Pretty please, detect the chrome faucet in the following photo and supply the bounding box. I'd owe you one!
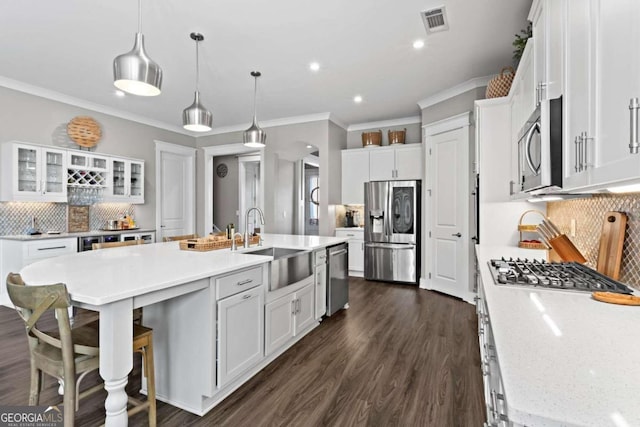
[244,207,265,248]
[230,232,243,251]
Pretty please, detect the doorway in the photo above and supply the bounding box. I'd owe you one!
[155,141,196,241]
[238,154,261,234]
[295,154,319,235]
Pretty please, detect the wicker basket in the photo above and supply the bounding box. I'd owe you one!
[518,209,548,250]
[362,130,382,147]
[179,235,260,252]
[388,128,406,145]
[486,67,515,99]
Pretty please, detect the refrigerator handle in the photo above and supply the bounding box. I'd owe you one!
[385,183,393,237]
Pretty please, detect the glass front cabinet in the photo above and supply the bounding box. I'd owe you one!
[105,157,144,203]
[0,143,67,202]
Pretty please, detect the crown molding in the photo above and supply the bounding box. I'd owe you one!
[417,75,492,110]
[422,111,471,136]
[328,113,348,130]
[0,76,191,135]
[347,116,422,132]
[203,112,339,136]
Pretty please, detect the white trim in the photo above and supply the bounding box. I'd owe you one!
[328,113,348,130]
[475,97,512,108]
[417,76,492,109]
[154,140,197,241]
[422,111,471,136]
[204,113,334,136]
[202,144,265,236]
[347,116,422,132]
[0,76,191,135]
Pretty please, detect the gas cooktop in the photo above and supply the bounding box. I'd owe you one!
[488,258,632,294]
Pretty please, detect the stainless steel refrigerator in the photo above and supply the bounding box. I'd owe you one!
[364,180,421,284]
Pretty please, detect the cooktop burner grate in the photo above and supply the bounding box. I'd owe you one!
[488,258,632,294]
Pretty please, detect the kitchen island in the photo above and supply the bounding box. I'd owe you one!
[20,233,348,426]
[476,245,640,427]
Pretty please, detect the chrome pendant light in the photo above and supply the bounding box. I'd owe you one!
[113,0,162,96]
[182,32,212,132]
[243,71,266,147]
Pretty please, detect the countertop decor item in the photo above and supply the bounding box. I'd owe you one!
[68,205,90,232]
[67,116,102,148]
[362,130,382,147]
[517,209,546,249]
[182,32,212,132]
[592,291,640,306]
[179,234,259,251]
[536,218,587,263]
[113,0,162,96]
[596,211,627,280]
[388,128,406,144]
[486,66,515,99]
[243,71,266,147]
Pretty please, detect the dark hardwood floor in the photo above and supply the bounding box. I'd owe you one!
[0,277,485,426]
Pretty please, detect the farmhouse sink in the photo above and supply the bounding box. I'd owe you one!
[245,246,313,291]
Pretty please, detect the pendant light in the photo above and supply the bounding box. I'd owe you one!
[243,71,267,147]
[113,0,162,96]
[182,32,213,132]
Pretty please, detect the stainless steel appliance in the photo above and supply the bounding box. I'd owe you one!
[326,243,348,316]
[488,258,632,293]
[518,96,563,193]
[78,234,120,252]
[364,180,420,284]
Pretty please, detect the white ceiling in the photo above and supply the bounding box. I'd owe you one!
[0,0,530,135]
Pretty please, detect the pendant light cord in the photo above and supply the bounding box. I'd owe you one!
[195,39,200,92]
[252,75,258,121]
[137,0,142,33]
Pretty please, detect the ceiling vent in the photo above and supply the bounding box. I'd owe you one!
[421,6,449,34]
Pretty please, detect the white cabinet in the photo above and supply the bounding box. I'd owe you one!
[265,281,315,355]
[217,287,264,388]
[0,142,67,202]
[341,145,424,204]
[335,229,364,276]
[369,145,423,181]
[589,0,640,188]
[341,150,369,204]
[0,237,78,306]
[106,157,144,203]
[530,0,563,103]
[67,151,109,172]
[314,249,327,320]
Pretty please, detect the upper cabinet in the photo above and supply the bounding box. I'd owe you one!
[0,142,67,202]
[530,0,563,103]
[0,141,145,204]
[341,144,424,204]
[562,0,640,190]
[106,157,144,203]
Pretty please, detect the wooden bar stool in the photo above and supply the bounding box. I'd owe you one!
[7,273,157,427]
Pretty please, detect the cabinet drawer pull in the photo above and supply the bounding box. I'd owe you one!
[630,97,639,154]
[242,294,251,300]
[37,246,67,251]
[236,279,253,286]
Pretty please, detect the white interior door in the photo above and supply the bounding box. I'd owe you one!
[426,126,473,302]
[155,141,196,241]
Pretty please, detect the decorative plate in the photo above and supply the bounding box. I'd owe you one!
[67,116,102,148]
[216,163,228,178]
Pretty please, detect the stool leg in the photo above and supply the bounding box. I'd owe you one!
[145,339,156,427]
[28,364,40,405]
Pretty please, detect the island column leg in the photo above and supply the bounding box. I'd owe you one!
[99,298,133,427]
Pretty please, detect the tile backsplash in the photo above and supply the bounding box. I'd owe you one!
[0,202,134,235]
[547,194,640,290]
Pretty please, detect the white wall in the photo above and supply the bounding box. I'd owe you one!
[0,86,196,229]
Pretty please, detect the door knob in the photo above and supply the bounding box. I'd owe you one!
[452,232,462,238]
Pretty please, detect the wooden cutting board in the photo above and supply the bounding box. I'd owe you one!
[596,211,627,280]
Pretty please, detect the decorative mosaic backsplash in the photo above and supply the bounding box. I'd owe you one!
[547,194,640,290]
[0,202,134,235]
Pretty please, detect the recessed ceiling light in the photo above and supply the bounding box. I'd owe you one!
[413,39,425,49]
[309,62,320,72]
[353,95,363,103]
[306,144,313,149]
[115,90,125,97]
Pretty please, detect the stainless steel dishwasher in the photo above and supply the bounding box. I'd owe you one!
[326,243,349,316]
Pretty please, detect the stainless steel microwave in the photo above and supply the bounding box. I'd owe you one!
[518,96,563,193]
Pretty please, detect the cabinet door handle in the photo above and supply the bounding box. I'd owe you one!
[630,98,639,154]
[574,136,580,172]
[296,298,301,314]
[291,300,296,315]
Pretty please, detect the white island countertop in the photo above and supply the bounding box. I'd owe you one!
[19,233,348,307]
[476,245,640,427]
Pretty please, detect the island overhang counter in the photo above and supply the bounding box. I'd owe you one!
[19,233,348,426]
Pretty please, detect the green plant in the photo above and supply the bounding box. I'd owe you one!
[513,23,532,62]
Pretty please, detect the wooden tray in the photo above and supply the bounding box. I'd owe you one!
[592,292,640,306]
[180,235,260,252]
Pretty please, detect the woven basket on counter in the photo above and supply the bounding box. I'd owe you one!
[179,234,260,251]
[486,67,515,99]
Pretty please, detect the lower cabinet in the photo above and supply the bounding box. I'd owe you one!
[265,282,315,355]
[217,287,264,388]
[335,229,364,276]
